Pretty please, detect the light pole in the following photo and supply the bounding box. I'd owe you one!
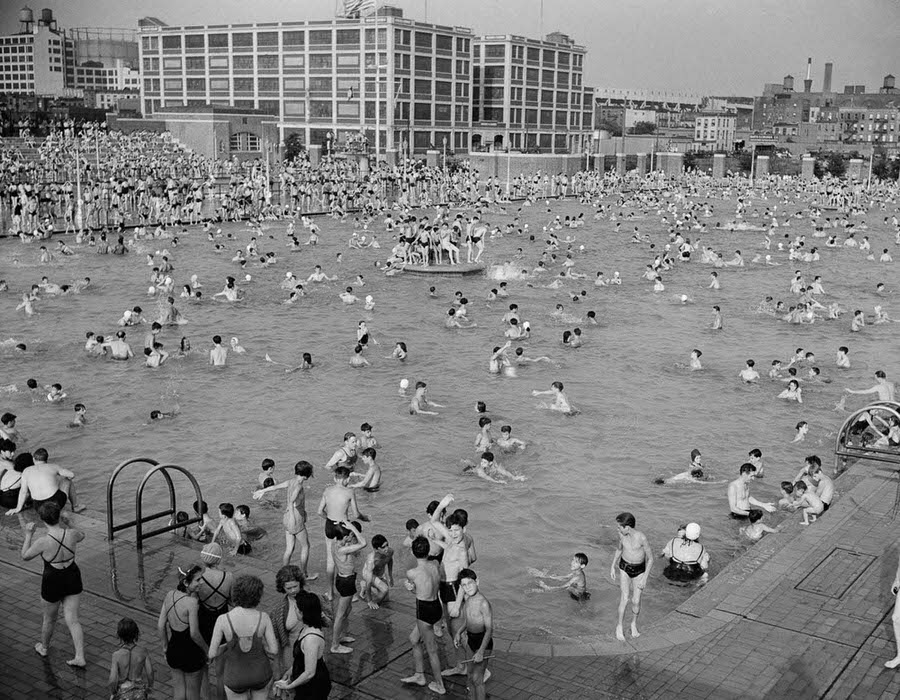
[74,140,83,230]
[326,131,333,160]
[442,136,447,170]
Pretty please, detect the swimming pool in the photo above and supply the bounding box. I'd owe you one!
[2,194,897,638]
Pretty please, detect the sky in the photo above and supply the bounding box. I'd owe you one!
[2,0,898,95]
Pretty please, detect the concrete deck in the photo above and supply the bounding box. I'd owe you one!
[3,457,900,699]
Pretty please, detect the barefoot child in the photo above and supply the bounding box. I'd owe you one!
[213,502,252,554]
[740,509,779,541]
[792,480,824,525]
[361,534,394,609]
[108,618,154,699]
[536,553,590,601]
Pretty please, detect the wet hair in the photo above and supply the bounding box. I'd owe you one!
[177,564,204,592]
[26,379,38,389]
[805,455,822,468]
[262,477,275,488]
[405,518,420,531]
[1,412,16,425]
[746,359,755,367]
[231,574,265,608]
[452,509,469,528]
[33,447,48,461]
[574,552,589,566]
[175,511,189,525]
[334,466,351,480]
[298,590,327,628]
[478,416,492,428]
[615,512,636,528]
[748,448,762,459]
[458,568,477,584]
[739,463,757,476]
[372,534,388,549]
[236,505,250,518]
[551,381,564,391]
[116,617,140,645]
[38,500,62,526]
[360,422,372,432]
[411,535,430,559]
[219,502,235,518]
[476,401,487,413]
[794,480,808,493]
[481,450,494,463]
[780,481,794,494]
[748,510,763,524]
[275,565,305,593]
[261,458,275,470]
[294,460,313,477]
[212,335,222,344]
[361,447,376,460]
[192,500,207,514]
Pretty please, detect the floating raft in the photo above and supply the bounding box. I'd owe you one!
[403,263,486,276]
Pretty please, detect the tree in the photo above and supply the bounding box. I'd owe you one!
[597,119,622,137]
[628,121,656,135]
[826,152,845,178]
[283,133,305,162]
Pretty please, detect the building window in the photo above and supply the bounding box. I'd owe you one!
[230,132,260,151]
[435,104,451,121]
[283,55,305,69]
[484,44,505,59]
[484,66,504,81]
[258,55,278,70]
[309,30,332,46]
[234,56,254,71]
[185,34,204,49]
[141,36,159,51]
[310,100,332,118]
[284,100,306,116]
[163,57,182,70]
[414,103,432,120]
[309,77,332,92]
[186,78,205,91]
[337,102,359,117]
[455,59,469,75]
[232,33,253,48]
[396,29,410,46]
[209,56,229,69]
[415,32,433,50]
[258,77,279,93]
[234,78,254,92]
[163,78,183,92]
[435,35,452,51]
[284,77,306,91]
[435,57,451,75]
[337,54,360,67]
[309,54,332,70]
[283,30,304,47]
[257,31,278,47]
[435,81,451,97]
[161,35,182,50]
[336,29,359,46]
[415,55,431,72]
[186,56,205,71]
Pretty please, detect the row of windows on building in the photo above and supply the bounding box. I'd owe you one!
[476,87,583,106]
[142,53,469,74]
[144,76,469,95]
[142,29,470,53]
[476,65,583,88]
[476,44,582,69]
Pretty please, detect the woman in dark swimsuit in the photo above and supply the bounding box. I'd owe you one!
[275,593,332,699]
[20,500,86,665]
[196,543,233,699]
[0,438,23,508]
[157,564,208,700]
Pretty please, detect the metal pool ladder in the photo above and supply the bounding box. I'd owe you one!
[106,457,204,549]
[834,401,900,475]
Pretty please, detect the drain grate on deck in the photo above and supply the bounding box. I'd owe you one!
[794,547,876,599]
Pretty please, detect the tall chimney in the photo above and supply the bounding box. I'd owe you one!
[803,57,812,92]
[823,62,833,93]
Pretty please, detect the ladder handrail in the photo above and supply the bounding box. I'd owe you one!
[135,463,204,550]
[106,457,161,540]
[834,401,900,473]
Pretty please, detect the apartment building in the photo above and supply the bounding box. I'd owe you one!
[694,113,735,151]
[138,9,475,155]
[471,31,593,154]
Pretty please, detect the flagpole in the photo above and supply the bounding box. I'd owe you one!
[539,0,544,38]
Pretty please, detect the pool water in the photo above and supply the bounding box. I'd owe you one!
[2,196,897,639]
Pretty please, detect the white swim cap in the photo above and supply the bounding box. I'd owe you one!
[579,245,585,250]
[681,295,688,302]
[366,295,373,303]
[231,337,239,344]
[245,274,252,281]
[400,378,409,389]
[123,310,132,318]
[685,523,701,541]
[285,272,292,278]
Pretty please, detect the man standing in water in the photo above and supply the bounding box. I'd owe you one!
[845,370,896,403]
[610,512,653,641]
[317,467,365,599]
[728,463,776,519]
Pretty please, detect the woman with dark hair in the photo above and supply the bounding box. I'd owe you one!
[275,593,332,699]
[273,565,306,672]
[157,564,208,700]
[0,440,24,508]
[20,500,86,666]
[208,574,278,700]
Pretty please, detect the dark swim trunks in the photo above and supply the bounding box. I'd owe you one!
[363,485,380,493]
[466,628,494,654]
[618,558,646,579]
[415,598,443,625]
[439,580,459,604]
[569,590,591,602]
[822,502,830,512]
[729,508,762,521]
[325,518,343,539]
[32,489,67,511]
[335,573,357,598]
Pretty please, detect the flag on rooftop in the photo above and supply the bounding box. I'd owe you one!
[342,0,376,18]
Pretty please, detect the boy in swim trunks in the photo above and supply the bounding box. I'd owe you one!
[330,520,367,654]
[213,503,251,555]
[401,536,446,695]
[360,534,394,609]
[610,512,653,641]
[348,448,381,491]
[318,467,365,599]
[536,552,590,601]
[451,569,493,700]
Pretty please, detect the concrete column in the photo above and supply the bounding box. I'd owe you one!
[385,148,397,168]
[848,158,863,181]
[426,149,440,169]
[755,155,769,178]
[359,155,370,176]
[615,153,626,176]
[308,144,322,167]
[635,153,648,175]
[801,156,815,180]
[655,152,668,173]
[712,153,726,179]
[667,152,684,177]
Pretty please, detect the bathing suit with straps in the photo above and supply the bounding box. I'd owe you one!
[164,593,207,673]
[664,542,706,582]
[112,646,151,700]
[291,629,331,700]
[198,571,231,644]
[0,467,21,508]
[40,530,82,603]
[222,613,272,694]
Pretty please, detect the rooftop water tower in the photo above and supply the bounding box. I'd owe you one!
[783,75,794,92]
[38,7,57,30]
[18,6,34,33]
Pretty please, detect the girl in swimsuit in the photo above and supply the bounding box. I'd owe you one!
[157,565,208,700]
[108,618,154,700]
[274,593,332,699]
[21,500,86,666]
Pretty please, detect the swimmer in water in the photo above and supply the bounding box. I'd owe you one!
[495,425,526,452]
[793,421,809,443]
[534,553,589,600]
[739,359,760,383]
[461,451,525,484]
[230,337,246,354]
[409,381,444,415]
[836,346,850,369]
[387,342,408,361]
[711,306,723,330]
[150,409,178,421]
[514,347,552,365]
[532,381,574,414]
[778,379,803,403]
[69,403,87,428]
[654,449,713,484]
[350,344,370,368]
[690,349,703,371]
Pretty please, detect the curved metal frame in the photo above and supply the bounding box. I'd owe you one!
[106,457,161,540]
[135,463,204,550]
[834,401,900,473]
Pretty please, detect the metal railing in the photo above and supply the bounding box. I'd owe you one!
[834,401,900,474]
[106,456,204,550]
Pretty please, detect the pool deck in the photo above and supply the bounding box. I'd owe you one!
[3,457,900,699]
